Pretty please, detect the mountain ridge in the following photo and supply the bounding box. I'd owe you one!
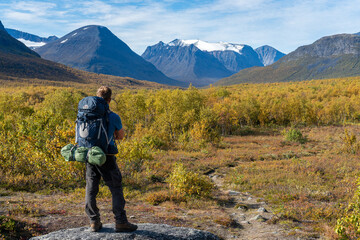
[142,39,269,87]
[0,21,40,58]
[216,33,360,86]
[36,25,184,86]
[0,21,166,89]
[6,28,58,47]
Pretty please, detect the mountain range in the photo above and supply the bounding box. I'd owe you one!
[0,20,82,82]
[216,33,360,86]
[6,28,58,49]
[35,25,183,86]
[0,21,165,89]
[142,39,284,87]
[2,19,360,88]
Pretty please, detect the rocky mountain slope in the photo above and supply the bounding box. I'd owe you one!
[0,21,166,89]
[255,45,285,66]
[6,28,58,49]
[35,25,183,86]
[216,33,360,86]
[142,39,266,87]
[142,40,234,86]
[0,20,82,82]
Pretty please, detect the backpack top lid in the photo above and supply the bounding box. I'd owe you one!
[77,96,109,120]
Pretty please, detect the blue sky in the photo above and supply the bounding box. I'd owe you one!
[1,0,360,54]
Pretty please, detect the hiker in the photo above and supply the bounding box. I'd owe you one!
[83,86,137,232]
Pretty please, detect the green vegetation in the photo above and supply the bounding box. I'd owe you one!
[282,128,308,144]
[336,178,360,239]
[0,215,43,240]
[341,129,360,154]
[167,163,214,198]
[3,76,360,238]
[216,55,360,86]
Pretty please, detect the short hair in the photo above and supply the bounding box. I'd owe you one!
[96,86,112,102]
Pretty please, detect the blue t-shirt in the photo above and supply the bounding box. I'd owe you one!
[107,111,122,154]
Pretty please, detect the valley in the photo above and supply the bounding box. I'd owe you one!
[1,16,360,240]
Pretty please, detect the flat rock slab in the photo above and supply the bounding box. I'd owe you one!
[30,223,220,240]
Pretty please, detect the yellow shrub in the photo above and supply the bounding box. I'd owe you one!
[145,190,170,205]
[167,163,214,197]
[336,178,360,239]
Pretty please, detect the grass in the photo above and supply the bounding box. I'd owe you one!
[222,126,360,237]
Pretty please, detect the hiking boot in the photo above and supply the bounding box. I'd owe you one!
[115,222,138,232]
[90,220,102,232]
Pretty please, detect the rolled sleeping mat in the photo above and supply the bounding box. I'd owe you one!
[60,144,76,161]
[87,146,106,166]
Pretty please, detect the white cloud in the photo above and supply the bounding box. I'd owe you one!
[80,0,113,15]
[11,1,56,14]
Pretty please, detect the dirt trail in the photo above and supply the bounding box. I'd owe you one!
[209,172,301,240]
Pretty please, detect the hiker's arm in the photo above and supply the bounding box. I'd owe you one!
[114,128,125,140]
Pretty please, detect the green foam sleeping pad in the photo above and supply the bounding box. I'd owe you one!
[74,147,88,163]
[60,144,76,161]
[61,145,106,166]
[87,146,106,166]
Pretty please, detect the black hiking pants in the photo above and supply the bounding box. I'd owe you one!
[85,155,128,224]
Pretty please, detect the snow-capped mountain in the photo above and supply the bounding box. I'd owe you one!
[142,39,264,86]
[35,25,182,86]
[169,39,246,53]
[5,28,58,49]
[255,45,285,66]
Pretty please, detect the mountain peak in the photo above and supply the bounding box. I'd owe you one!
[80,25,105,31]
[255,45,285,66]
[167,39,246,53]
[35,25,182,86]
[0,21,4,31]
[142,39,263,86]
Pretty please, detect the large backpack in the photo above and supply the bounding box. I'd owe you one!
[75,96,111,154]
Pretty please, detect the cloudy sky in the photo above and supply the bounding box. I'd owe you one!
[1,0,360,54]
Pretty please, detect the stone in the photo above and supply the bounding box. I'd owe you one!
[228,190,240,196]
[250,215,267,222]
[29,223,220,240]
[257,207,268,213]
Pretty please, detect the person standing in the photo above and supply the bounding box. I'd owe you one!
[85,86,137,232]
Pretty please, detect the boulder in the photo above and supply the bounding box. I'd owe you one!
[30,223,220,240]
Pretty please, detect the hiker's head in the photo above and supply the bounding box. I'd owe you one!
[97,86,112,103]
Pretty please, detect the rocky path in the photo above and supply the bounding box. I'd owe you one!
[209,173,299,240]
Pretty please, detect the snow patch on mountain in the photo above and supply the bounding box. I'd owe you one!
[60,39,68,44]
[168,39,245,53]
[17,38,46,48]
